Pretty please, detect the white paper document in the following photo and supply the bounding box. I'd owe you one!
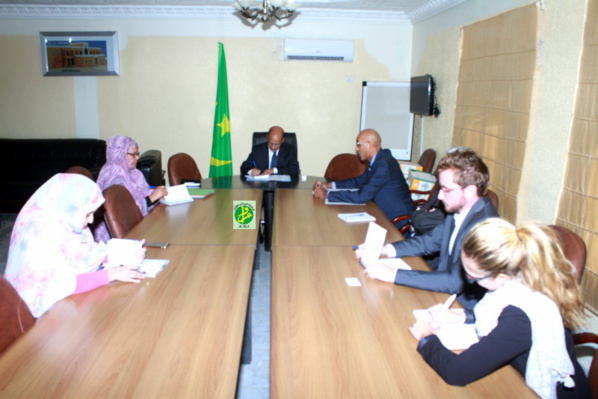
[337,212,376,224]
[359,222,387,267]
[138,259,169,278]
[160,184,193,206]
[246,174,291,182]
[106,238,143,267]
[412,309,479,350]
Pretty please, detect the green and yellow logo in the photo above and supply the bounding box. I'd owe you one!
[233,201,256,229]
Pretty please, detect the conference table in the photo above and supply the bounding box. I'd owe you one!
[270,189,536,398]
[0,178,535,398]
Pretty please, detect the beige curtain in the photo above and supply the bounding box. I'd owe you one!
[557,0,598,312]
[452,4,538,221]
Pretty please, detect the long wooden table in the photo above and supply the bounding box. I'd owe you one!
[270,189,536,398]
[126,188,263,246]
[0,245,255,398]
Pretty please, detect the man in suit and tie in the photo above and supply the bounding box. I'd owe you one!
[240,126,300,176]
[313,129,414,229]
[360,147,499,315]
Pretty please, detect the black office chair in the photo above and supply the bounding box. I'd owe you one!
[252,132,297,150]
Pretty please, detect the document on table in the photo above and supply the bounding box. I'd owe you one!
[359,222,387,267]
[138,259,169,278]
[160,184,193,205]
[337,212,376,223]
[105,238,143,267]
[412,309,479,350]
[187,188,214,199]
[246,174,291,182]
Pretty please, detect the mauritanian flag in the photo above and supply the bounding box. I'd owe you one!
[209,43,232,178]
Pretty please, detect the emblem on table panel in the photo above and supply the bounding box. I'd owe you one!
[233,200,257,230]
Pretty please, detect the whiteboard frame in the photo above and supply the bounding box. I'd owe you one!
[360,81,414,161]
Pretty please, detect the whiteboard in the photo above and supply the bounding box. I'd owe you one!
[360,81,414,161]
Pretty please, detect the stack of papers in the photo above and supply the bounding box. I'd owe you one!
[160,184,193,206]
[246,174,291,182]
[337,212,376,223]
[187,188,214,199]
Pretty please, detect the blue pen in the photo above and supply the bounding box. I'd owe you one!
[148,186,156,189]
[252,160,257,168]
[352,246,359,250]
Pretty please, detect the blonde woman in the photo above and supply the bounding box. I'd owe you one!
[410,218,591,399]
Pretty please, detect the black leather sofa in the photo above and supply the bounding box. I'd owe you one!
[0,138,162,213]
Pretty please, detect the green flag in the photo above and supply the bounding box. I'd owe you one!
[209,43,232,178]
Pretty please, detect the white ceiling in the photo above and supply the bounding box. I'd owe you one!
[0,0,467,23]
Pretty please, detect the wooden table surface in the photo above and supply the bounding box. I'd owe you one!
[0,245,255,399]
[270,246,536,398]
[125,188,262,246]
[272,189,404,247]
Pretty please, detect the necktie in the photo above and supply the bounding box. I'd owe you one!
[271,151,278,169]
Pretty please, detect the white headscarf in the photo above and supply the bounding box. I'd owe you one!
[5,173,108,317]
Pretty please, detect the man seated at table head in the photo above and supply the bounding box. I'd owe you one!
[240,126,300,176]
[313,128,415,230]
[360,147,499,315]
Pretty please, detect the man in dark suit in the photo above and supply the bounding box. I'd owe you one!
[240,126,300,176]
[313,129,415,229]
[361,147,498,314]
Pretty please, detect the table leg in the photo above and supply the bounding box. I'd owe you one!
[263,191,274,251]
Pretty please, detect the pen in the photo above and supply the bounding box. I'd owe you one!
[252,160,257,168]
[352,245,359,250]
[443,293,457,309]
[148,186,156,189]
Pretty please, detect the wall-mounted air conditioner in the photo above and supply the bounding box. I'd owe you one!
[284,39,354,62]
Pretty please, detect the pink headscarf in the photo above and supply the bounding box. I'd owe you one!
[5,173,108,317]
[93,136,154,242]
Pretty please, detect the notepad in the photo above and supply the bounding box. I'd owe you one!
[187,188,214,199]
[106,238,143,267]
[338,212,376,223]
[160,184,193,205]
[359,222,387,267]
[138,259,169,278]
[412,309,479,350]
[246,175,291,182]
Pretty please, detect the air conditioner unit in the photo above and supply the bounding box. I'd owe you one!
[284,39,354,62]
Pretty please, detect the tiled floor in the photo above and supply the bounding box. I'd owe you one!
[0,213,271,398]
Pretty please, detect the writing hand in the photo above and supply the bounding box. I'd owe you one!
[107,265,145,283]
[363,263,397,283]
[408,320,440,341]
[250,168,261,176]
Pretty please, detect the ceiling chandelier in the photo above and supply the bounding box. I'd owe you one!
[233,0,300,24]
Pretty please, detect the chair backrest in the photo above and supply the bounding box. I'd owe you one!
[168,153,202,186]
[324,153,366,181]
[417,148,437,173]
[103,185,144,239]
[572,332,598,399]
[486,189,499,211]
[252,132,297,149]
[0,276,35,355]
[65,165,94,180]
[549,224,586,282]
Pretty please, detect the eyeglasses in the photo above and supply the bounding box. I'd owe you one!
[127,152,140,157]
[466,273,493,284]
[356,141,370,147]
[440,185,462,194]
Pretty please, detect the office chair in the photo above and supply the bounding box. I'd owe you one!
[103,184,143,239]
[65,165,94,180]
[324,153,366,181]
[549,224,586,282]
[168,153,202,186]
[0,276,36,355]
[486,189,499,211]
[417,148,437,173]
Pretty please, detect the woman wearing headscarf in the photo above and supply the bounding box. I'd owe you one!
[4,173,145,318]
[93,135,167,242]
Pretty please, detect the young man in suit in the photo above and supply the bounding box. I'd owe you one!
[312,128,415,229]
[240,126,300,176]
[360,147,499,314]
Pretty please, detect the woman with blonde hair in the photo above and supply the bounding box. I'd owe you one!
[410,218,591,398]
